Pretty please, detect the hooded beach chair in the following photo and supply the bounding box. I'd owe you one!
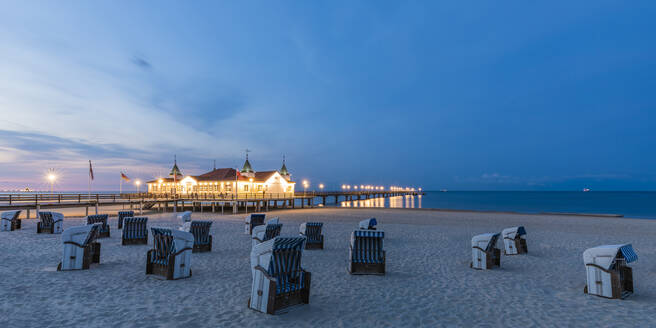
[471,233,501,270]
[121,217,148,245]
[583,244,637,299]
[252,222,283,247]
[57,224,101,271]
[177,211,192,224]
[117,210,134,229]
[349,230,385,275]
[1,210,21,231]
[299,222,324,250]
[358,218,377,230]
[87,214,110,238]
[248,237,311,314]
[502,226,527,255]
[146,227,194,280]
[37,211,64,234]
[245,213,266,235]
[189,221,213,253]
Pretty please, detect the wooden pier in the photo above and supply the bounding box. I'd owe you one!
[0,190,420,217]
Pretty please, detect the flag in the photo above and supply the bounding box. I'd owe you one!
[236,170,242,178]
[89,160,94,181]
[121,172,130,182]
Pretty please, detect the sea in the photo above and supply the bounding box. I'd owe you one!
[326,191,656,219]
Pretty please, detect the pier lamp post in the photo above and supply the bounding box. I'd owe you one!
[47,170,56,194]
[302,180,309,196]
[319,183,324,192]
[135,179,141,193]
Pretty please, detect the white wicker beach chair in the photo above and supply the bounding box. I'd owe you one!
[252,222,283,247]
[245,214,266,235]
[146,227,194,280]
[502,226,527,255]
[249,237,310,314]
[299,222,324,249]
[583,244,637,299]
[58,224,101,271]
[471,233,501,270]
[358,218,377,230]
[1,210,21,231]
[37,211,64,234]
[177,211,192,224]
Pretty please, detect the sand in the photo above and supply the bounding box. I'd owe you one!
[2,208,656,327]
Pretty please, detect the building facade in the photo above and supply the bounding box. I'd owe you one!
[146,156,295,196]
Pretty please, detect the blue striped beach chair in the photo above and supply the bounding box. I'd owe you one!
[299,222,324,249]
[471,233,501,270]
[122,217,148,245]
[37,211,64,234]
[245,213,266,235]
[252,223,283,247]
[146,227,194,280]
[249,237,310,314]
[58,224,101,271]
[583,244,637,299]
[1,210,21,231]
[190,221,212,252]
[358,218,377,230]
[349,230,385,275]
[117,210,134,229]
[87,214,110,238]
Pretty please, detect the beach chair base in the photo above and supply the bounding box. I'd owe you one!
[471,248,501,270]
[57,242,101,271]
[504,238,528,255]
[96,229,110,239]
[37,222,54,234]
[305,240,324,250]
[122,237,148,245]
[146,250,192,280]
[11,219,21,231]
[349,262,385,275]
[248,272,311,315]
[193,237,212,253]
[584,265,633,299]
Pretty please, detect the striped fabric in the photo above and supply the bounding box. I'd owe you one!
[122,217,148,240]
[351,230,385,264]
[486,233,500,252]
[620,244,638,263]
[301,222,323,243]
[267,237,306,295]
[118,211,134,228]
[84,224,101,245]
[190,221,212,245]
[264,224,283,242]
[151,228,175,265]
[39,212,54,228]
[87,214,109,234]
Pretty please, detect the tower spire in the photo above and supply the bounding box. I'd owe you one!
[279,154,289,176]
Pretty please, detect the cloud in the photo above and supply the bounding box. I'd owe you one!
[131,56,152,70]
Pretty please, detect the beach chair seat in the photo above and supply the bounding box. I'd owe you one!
[358,218,377,230]
[37,212,64,234]
[349,230,385,275]
[471,233,501,270]
[502,226,527,255]
[245,214,266,235]
[189,221,213,253]
[57,224,101,271]
[146,227,193,280]
[299,222,324,250]
[249,237,310,314]
[1,210,22,231]
[122,217,148,245]
[177,211,192,224]
[87,214,110,238]
[583,244,637,299]
[117,210,134,229]
[252,223,283,247]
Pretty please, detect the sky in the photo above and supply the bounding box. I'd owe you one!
[0,1,655,191]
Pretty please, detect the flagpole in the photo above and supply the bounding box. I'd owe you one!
[88,160,91,201]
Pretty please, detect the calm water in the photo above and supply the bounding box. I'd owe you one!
[325,191,656,219]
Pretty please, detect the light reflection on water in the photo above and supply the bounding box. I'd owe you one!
[340,195,422,208]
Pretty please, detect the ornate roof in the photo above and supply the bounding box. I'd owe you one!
[241,154,253,173]
[169,156,182,177]
[279,155,289,176]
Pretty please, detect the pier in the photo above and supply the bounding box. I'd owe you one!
[0,190,421,217]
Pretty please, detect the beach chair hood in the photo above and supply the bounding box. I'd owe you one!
[1,210,20,220]
[358,218,377,230]
[51,212,64,222]
[267,217,280,225]
[62,224,96,245]
[502,226,526,239]
[471,233,500,250]
[177,211,192,223]
[583,244,638,270]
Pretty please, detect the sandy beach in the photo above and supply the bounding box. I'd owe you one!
[2,208,656,327]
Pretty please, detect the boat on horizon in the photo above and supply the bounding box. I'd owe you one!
[583,188,591,192]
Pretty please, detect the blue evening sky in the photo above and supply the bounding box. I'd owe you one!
[0,1,655,191]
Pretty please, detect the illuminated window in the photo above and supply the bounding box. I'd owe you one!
[257,185,263,191]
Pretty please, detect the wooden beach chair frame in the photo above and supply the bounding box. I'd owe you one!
[87,214,110,238]
[146,228,194,280]
[245,214,266,235]
[57,224,101,271]
[471,233,501,270]
[300,222,324,250]
[502,226,527,255]
[348,230,386,275]
[121,217,148,245]
[249,237,311,314]
[583,244,637,299]
[190,221,213,253]
[37,212,63,234]
[1,210,22,231]
[117,210,134,229]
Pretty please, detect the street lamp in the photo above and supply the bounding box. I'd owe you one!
[47,169,56,194]
[302,179,309,195]
[319,183,324,191]
[135,179,141,193]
